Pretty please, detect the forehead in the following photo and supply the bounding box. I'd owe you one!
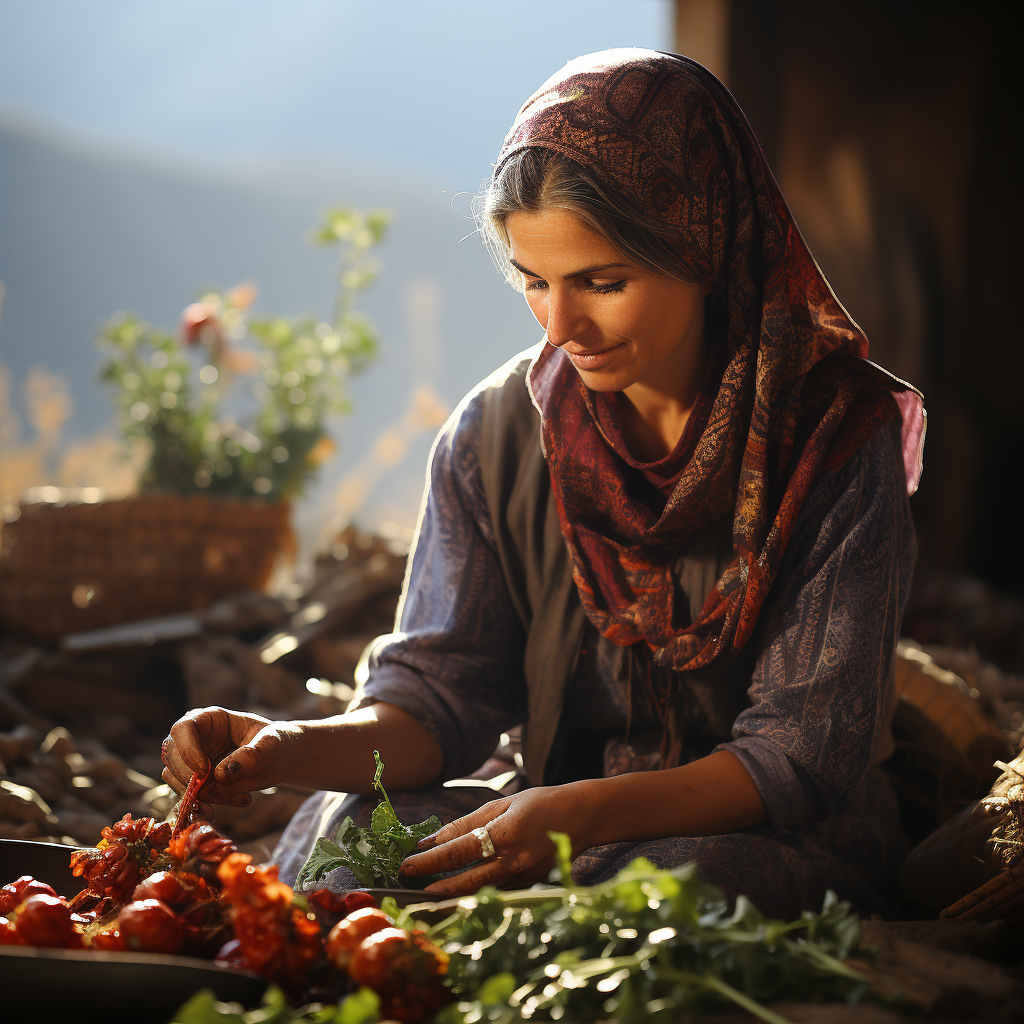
[505,208,625,269]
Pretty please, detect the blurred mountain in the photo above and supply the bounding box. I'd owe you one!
[0,113,539,547]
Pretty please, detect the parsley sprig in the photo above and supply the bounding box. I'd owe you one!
[295,751,441,890]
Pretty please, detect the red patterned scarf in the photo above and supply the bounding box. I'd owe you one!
[496,49,925,673]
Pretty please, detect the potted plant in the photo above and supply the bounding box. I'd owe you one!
[0,208,389,642]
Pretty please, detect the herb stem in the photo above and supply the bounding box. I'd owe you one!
[659,968,796,1024]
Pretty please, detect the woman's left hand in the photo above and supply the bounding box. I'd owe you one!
[399,783,593,895]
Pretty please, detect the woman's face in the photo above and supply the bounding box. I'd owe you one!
[505,208,705,400]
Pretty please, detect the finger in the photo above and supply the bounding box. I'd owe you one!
[425,843,554,895]
[167,708,233,779]
[414,798,508,851]
[423,854,519,895]
[163,766,242,807]
[162,767,186,796]
[201,781,253,807]
[212,729,278,787]
[401,831,485,878]
[404,800,506,874]
[161,740,205,796]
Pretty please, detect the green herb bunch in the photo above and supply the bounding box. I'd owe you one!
[416,834,866,1024]
[295,751,441,890]
[97,207,390,501]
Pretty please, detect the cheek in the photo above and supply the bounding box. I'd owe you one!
[524,292,547,326]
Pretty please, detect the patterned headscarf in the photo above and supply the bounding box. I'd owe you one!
[496,49,925,673]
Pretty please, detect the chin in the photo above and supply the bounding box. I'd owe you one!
[571,365,635,392]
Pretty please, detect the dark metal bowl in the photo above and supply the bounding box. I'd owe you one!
[0,841,459,1022]
[1,838,266,1023]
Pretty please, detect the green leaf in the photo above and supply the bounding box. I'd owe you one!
[332,987,381,1024]
[804,890,860,958]
[297,755,453,889]
[169,988,247,1024]
[379,895,400,922]
[294,835,348,891]
[477,972,517,1005]
[370,798,402,839]
[243,984,296,1023]
[547,831,574,885]
[403,814,442,847]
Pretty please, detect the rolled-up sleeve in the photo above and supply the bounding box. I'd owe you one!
[358,391,528,779]
[718,418,916,832]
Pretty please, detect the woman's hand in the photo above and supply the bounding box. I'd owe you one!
[399,784,595,895]
[161,706,303,808]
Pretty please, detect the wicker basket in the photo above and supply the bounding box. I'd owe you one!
[0,494,292,643]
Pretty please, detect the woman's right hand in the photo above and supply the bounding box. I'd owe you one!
[161,706,303,807]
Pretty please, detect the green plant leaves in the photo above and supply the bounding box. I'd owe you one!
[170,985,380,1024]
[294,752,441,890]
[429,858,868,1024]
[546,829,573,885]
[96,205,388,500]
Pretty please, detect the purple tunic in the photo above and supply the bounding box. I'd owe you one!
[275,369,915,918]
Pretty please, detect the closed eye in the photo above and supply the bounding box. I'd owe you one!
[522,277,626,295]
[588,279,626,294]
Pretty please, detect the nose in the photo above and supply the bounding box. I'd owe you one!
[543,288,589,348]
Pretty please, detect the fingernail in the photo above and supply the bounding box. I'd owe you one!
[401,863,418,877]
[226,761,241,775]
[205,784,220,798]
[233,793,251,807]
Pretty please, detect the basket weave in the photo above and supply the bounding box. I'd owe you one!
[0,494,292,643]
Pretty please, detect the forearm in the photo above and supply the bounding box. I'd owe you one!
[573,749,767,849]
[281,702,445,794]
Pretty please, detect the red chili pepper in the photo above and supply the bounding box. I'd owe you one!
[171,767,210,839]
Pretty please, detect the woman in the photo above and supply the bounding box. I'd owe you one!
[162,49,925,919]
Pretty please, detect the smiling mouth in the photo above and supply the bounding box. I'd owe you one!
[564,344,623,368]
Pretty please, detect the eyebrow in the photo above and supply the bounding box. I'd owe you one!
[509,258,632,280]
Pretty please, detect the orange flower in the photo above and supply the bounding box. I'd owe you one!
[226,281,258,310]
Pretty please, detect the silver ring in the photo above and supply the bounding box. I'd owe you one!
[472,826,496,859]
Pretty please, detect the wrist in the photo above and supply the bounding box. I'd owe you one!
[271,720,316,786]
[564,777,611,854]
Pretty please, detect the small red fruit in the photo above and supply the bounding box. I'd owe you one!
[348,927,450,1022]
[132,870,207,905]
[0,918,20,945]
[309,888,375,915]
[90,927,126,951]
[118,899,185,955]
[12,894,81,949]
[326,907,393,969]
[133,870,188,904]
[0,876,58,915]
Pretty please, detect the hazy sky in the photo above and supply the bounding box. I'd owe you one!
[0,0,671,187]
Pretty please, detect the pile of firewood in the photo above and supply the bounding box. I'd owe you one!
[0,525,408,859]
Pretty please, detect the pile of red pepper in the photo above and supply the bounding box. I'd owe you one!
[0,813,450,1021]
